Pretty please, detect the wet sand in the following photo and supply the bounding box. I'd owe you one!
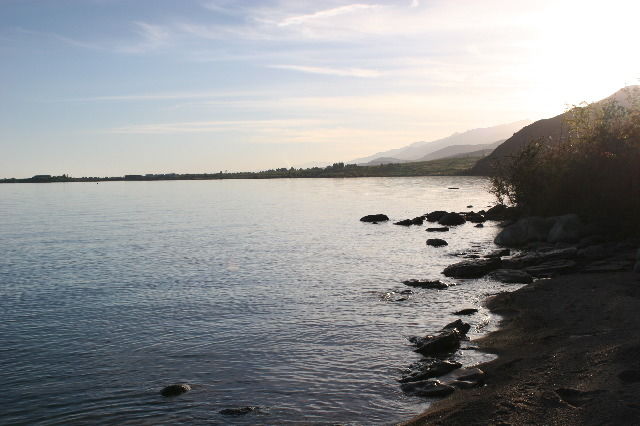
[403,271,640,425]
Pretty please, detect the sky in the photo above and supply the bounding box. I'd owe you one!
[1,0,638,178]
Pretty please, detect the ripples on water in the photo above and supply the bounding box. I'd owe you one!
[0,177,519,424]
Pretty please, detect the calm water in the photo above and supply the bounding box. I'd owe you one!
[1,177,517,425]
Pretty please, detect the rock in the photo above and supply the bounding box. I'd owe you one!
[394,219,413,226]
[451,380,482,389]
[524,259,577,278]
[618,370,640,383]
[484,248,511,258]
[439,367,486,386]
[403,279,450,290]
[399,359,463,383]
[488,269,534,284]
[400,380,456,397]
[484,204,518,221]
[399,289,413,295]
[426,238,448,247]
[426,211,448,222]
[453,308,478,315]
[577,244,611,260]
[448,187,459,190]
[475,223,484,228]
[583,259,634,273]
[360,214,389,222]
[411,216,425,225]
[501,247,578,269]
[443,258,502,279]
[494,216,555,247]
[467,205,473,208]
[219,406,261,416]
[426,227,450,232]
[547,214,584,243]
[465,213,486,223]
[160,383,191,397]
[442,319,471,335]
[438,212,466,226]
[413,330,462,356]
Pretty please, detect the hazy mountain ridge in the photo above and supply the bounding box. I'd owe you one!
[470,86,639,176]
[351,120,530,165]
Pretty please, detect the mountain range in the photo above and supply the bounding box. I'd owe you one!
[351,120,530,165]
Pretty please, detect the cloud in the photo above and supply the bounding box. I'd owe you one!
[268,64,382,78]
[276,4,381,27]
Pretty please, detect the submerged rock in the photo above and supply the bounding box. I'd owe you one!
[426,238,448,247]
[438,212,466,226]
[453,308,478,315]
[399,359,462,383]
[474,223,484,228]
[160,383,191,397]
[465,213,486,223]
[488,269,534,284]
[400,380,456,397]
[484,248,511,258]
[360,214,389,223]
[426,227,450,232]
[219,406,261,416]
[403,279,450,290]
[394,219,413,226]
[443,258,502,279]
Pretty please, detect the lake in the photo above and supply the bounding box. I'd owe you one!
[0,177,517,425]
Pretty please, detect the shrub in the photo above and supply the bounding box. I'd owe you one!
[490,86,640,234]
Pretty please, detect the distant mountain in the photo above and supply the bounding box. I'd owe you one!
[417,139,504,162]
[470,86,639,175]
[362,157,411,165]
[351,120,530,165]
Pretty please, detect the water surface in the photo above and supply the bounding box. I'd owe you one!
[1,177,515,424]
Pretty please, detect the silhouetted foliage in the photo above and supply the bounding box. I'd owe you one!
[491,87,640,234]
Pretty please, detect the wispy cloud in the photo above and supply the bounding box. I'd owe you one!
[268,64,382,78]
[276,4,381,27]
[109,119,326,135]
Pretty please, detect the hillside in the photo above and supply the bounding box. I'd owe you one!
[417,139,504,162]
[471,86,639,175]
[352,120,529,164]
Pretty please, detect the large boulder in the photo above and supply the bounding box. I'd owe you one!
[443,258,502,278]
[438,213,466,226]
[547,214,584,243]
[441,319,471,335]
[484,204,519,221]
[412,330,462,356]
[524,259,577,277]
[426,238,448,247]
[488,269,533,284]
[494,216,555,247]
[360,214,389,222]
[426,211,448,222]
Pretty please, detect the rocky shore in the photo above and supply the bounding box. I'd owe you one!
[394,210,640,425]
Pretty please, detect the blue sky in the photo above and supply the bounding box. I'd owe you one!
[1,0,638,177]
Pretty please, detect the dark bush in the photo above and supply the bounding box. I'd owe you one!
[490,87,640,235]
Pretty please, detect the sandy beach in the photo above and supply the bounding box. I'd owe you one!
[403,271,640,425]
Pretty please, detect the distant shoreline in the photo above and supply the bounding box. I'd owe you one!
[0,156,483,183]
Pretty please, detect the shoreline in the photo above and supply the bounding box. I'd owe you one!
[402,270,640,425]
